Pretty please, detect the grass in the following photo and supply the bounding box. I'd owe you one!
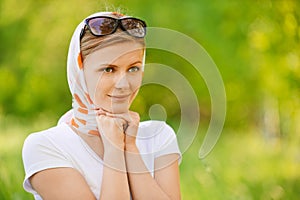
[0,117,299,200]
[180,130,300,200]
[0,126,33,200]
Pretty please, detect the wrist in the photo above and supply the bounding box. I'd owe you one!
[104,143,125,155]
[103,146,126,172]
[125,134,136,145]
[125,142,138,153]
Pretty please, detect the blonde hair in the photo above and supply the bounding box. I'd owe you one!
[80,13,145,61]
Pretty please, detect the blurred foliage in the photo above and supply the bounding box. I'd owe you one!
[0,0,299,136]
[1,0,300,199]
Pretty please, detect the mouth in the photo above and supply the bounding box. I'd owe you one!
[108,94,131,102]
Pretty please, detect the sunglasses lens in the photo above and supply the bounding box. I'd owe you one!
[88,18,117,35]
[121,18,146,38]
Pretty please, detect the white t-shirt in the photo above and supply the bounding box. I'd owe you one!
[22,120,181,199]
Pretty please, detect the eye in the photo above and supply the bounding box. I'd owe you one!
[103,67,114,73]
[128,66,140,72]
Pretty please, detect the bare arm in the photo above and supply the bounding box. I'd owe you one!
[29,113,131,200]
[30,153,180,200]
[30,168,96,200]
[100,146,130,199]
[29,147,130,200]
[30,155,131,200]
[96,113,131,199]
[125,144,181,200]
[97,110,181,199]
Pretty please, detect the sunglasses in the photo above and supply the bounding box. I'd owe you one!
[80,16,147,39]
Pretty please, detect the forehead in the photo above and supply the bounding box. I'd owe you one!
[84,41,144,65]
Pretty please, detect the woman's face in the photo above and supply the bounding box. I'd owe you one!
[83,41,144,114]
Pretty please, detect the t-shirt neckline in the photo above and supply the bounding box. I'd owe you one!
[62,123,104,163]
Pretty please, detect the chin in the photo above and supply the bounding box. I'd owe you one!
[105,103,130,114]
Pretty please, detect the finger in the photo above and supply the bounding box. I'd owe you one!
[106,111,140,123]
[103,112,132,122]
[96,110,106,116]
[96,108,110,116]
[98,114,127,126]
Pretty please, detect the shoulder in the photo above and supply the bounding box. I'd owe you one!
[137,120,178,151]
[23,123,72,149]
[22,123,78,163]
[138,120,175,136]
[138,120,176,141]
[23,125,58,151]
[137,120,181,162]
[22,123,77,194]
[22,123,78,174]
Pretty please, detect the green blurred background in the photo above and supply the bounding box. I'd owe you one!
[0,0,299,199]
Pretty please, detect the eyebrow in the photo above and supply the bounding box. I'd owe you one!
[99,64,119,68]
[129,61,143,67]
[99,61,143,68]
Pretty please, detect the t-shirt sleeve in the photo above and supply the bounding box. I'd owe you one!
[22,132,73,194]
[154,122,182,164]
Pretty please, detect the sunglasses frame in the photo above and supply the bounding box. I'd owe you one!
[80,16,147,40]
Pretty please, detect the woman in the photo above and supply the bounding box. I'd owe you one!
[22,11,181,200]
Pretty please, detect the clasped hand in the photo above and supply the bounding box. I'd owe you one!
[96,109,139,151]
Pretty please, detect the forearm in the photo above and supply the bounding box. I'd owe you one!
[100,147,130,200]
[125,144,171,200]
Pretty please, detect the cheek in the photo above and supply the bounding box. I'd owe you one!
[130,74,143,89]
[128,75,142,102]
[85,73,110,103]
[94,77,113,100]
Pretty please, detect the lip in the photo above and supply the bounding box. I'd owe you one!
[108,94,131,102]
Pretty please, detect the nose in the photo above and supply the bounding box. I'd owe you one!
[114,73,130,89]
